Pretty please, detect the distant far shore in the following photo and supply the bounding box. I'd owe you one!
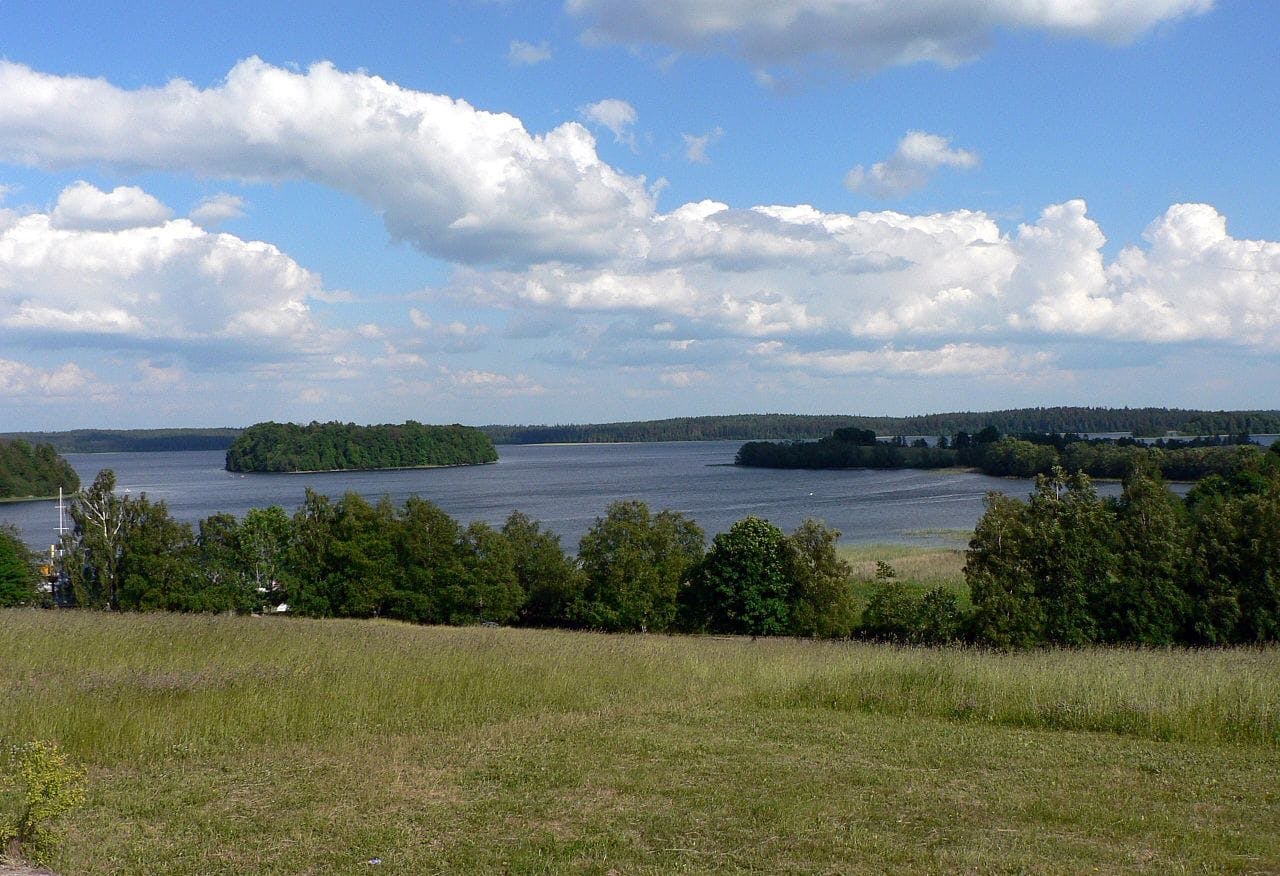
[5,407,1280,453]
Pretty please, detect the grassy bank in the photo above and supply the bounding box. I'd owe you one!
[2,610,1278,873]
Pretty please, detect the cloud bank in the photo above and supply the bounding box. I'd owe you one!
[567,0,1214,75]
[1,57,1276,401]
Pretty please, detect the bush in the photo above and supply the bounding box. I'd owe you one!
[0,740,86,864]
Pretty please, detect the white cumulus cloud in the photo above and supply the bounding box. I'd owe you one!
[0,58,655,266]
[49,181,172,231]
[3,58,1276,395]
[845,132,978,199]
[757,342,1052,378]
[0,182,326,352]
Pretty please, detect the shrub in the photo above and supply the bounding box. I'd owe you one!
[1,740,86,864]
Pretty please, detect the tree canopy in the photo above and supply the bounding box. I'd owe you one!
[0,440,79,499]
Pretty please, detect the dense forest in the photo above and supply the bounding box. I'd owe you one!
[8,440,1278,647]
[481,414,864,444]
[0,440,80,499]
[225,421,498,473]
[737,427,1266,482]
[0,428,240,453]
[485,408,1280,444]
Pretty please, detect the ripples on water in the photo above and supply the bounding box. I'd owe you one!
[0,440,1205,551]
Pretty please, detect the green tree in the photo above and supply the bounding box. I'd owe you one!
[445,522,523,625]
[575,500,703,632]
[287,491,398,618]
[1098,465,1190,644]
[237,505,293,607]
[966,469,1117,647]
[0,525,37,607]
[391,496,469,623]
[63,470,128,609]
[785,519,855,638]
[860,579,920,642]
[965,492,1044,649]
[503,511,583,628]
[684,516,792,635]
[915,586,964,645]
[114,496,199,612]
[859,557,964,645]
[1186,468,1280,644]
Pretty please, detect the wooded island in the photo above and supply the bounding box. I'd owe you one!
[224,421,498,473]
[0,439,80,499]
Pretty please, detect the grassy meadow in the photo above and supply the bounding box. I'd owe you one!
[2,604,1278,874]
[841,541,970,611]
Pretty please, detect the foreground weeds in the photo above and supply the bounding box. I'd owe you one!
[2,609,1277,874]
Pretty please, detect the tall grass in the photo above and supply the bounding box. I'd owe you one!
[4,610,1276,758]
[4,610,1279,873]
[766,643,1280,746]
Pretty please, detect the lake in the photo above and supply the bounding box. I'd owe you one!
[0,440,1190,553]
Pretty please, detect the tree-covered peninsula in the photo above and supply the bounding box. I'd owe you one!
[0,439,81,499]
[737,427,1268,482]
[225,421,498,473]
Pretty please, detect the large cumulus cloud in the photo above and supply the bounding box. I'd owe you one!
[0,58,655,267]
[0,182,324,351]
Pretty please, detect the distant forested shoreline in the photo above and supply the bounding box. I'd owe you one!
[0,428,241,453]
[225,421,498,473]
[737,427,1267,482]
[6,407,1280,453]
[482,408,1280,444]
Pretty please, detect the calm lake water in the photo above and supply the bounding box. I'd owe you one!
[1,440,1197,552]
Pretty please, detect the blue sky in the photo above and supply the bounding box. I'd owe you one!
[1,0,1277,429]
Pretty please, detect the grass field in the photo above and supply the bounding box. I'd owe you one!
[841,543,969,612]
[2,608,1278,874]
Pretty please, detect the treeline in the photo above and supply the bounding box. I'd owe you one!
[737,428,1267,482]
[225,421,498,473]
[27,469,858,636]
[0,440,80,499]
[484,408,1280,445]
[870,406,1280,437]
[965,449,1280,647]
[8,446,1279,647]
[8,408,1278,454]
[481,414,862,445]
[0,428,240,453]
